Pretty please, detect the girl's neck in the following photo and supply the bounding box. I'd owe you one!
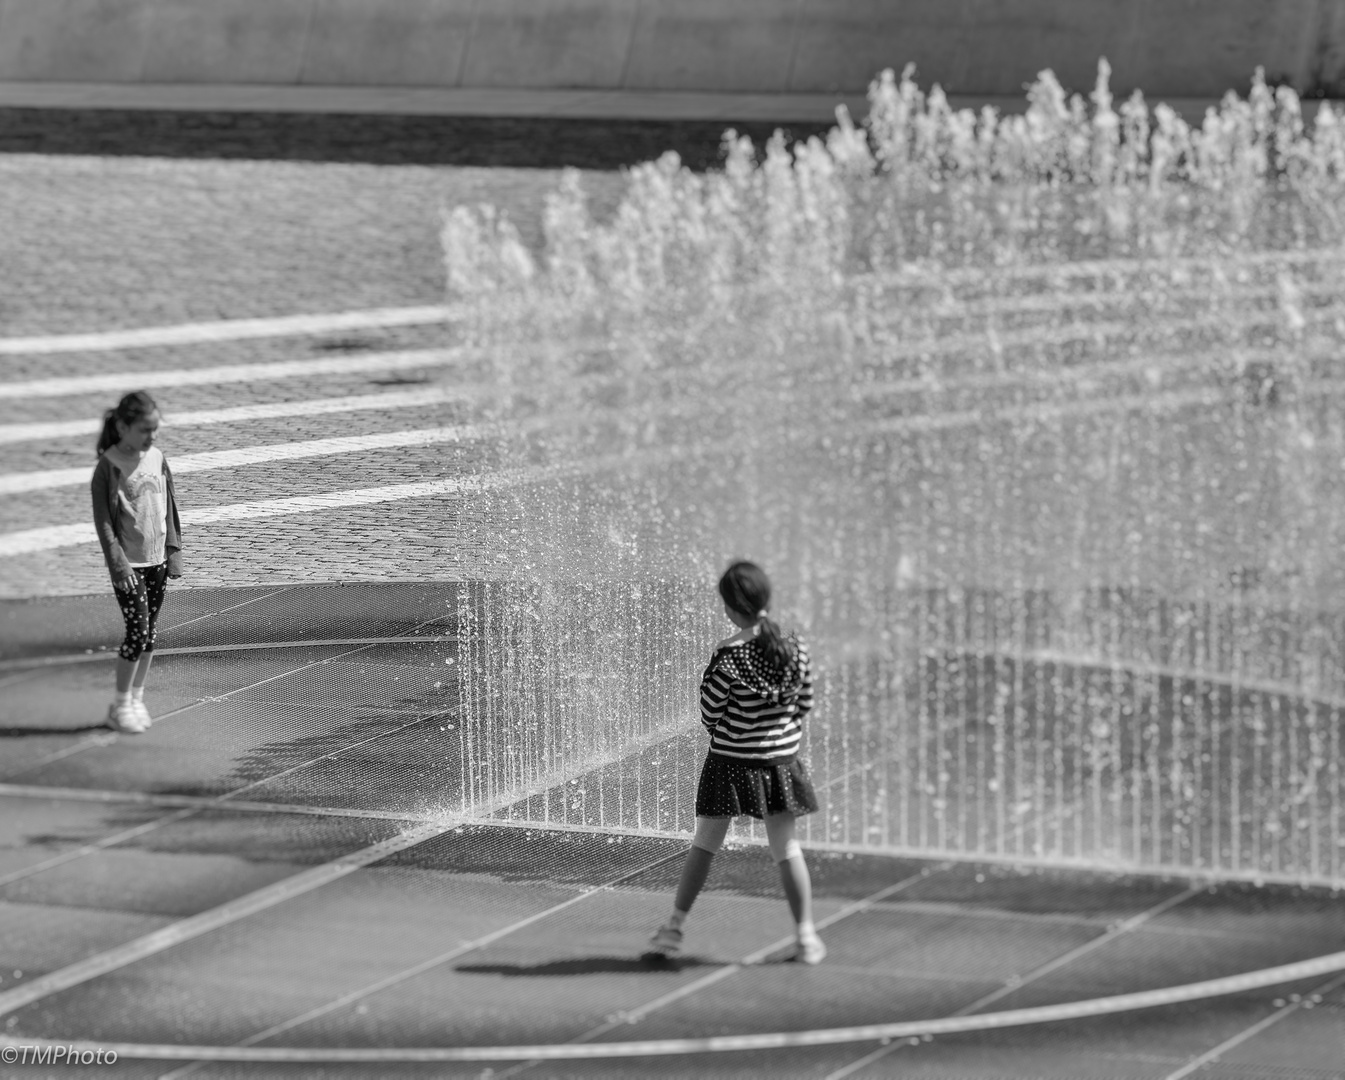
[114,441,147,461]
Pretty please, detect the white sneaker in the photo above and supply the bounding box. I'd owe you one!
[131,698,153,729]
[106,702,147,735]
[792,934,826,965]
[646,924,683,958]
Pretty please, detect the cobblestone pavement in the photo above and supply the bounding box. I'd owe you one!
[0,304,527,598]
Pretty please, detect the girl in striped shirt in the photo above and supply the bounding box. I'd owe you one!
[648,561,824,964]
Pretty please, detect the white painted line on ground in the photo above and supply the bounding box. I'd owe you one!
[0,426,484,494]
[9,948,1345,1062]
[0,305,459,357]
[0,346,468,400]
[0,386,481,445]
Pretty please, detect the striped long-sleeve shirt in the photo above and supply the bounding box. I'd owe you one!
[699,633,813,761]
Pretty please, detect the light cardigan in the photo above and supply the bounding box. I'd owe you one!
[91,452,183,584]
[699,633,814,761]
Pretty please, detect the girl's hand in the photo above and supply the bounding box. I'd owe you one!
[114,574,137,593]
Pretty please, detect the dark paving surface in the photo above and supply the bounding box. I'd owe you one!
[0,109,833,171]
[1,585,1344,1079]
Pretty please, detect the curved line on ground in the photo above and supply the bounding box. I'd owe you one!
[6,948,1344,1062]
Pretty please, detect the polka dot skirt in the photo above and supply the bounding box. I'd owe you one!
[695,752,819,819]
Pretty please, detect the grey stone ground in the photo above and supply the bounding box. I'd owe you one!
[2,591,1344,1079]
[1,109,1344,1077]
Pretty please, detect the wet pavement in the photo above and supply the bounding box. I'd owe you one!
[1,584,1343,1079]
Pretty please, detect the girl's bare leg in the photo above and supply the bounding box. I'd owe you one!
[132,652,154,690]
[766,813,824,961]
[672,816,730,920]
[115,657,136,694]
[765,813,812,925]
[673,846,716,916]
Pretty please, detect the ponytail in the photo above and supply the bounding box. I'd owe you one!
[718,560,795,670]
[96,391,158,457]
[755,614,792,670]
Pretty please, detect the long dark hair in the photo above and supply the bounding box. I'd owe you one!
[96,391,158,457]
[718,560,794,669]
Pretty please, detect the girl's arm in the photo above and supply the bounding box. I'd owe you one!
[91,460,135,588]
[163,458,184,578]
[794,638,814,719]
[699,656,732,731]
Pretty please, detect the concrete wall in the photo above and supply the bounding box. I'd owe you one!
[0,0,1342,98]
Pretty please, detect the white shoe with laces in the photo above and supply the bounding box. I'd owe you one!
[131,698,153,729]
[646,923,683,957]
[107,701,147,735]
[793,933,826,965]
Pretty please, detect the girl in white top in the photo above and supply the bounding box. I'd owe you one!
[91,391,184,734]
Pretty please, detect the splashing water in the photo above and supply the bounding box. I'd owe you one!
[441,62,1345,884]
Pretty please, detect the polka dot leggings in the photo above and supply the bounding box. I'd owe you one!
[114,563,168,661]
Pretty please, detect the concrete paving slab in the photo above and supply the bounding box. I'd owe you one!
[0,794,165,877]
[0,660,200,732]
[993,927,1340,1007]
[0,592,127,661]
[225,730,472,816]
[0,583,463,664]
[820,905,1106,982]
[0,847,310,918]
[0,900,174,985]
[835,983,1338,1079]
[886,859,1193,919]
[9,698,442,797]
[231,660,452,712]
[11,875,588,1044]
[1213,980,1345,1073]
[609,967,1005,1042]
[0,730,113,782]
